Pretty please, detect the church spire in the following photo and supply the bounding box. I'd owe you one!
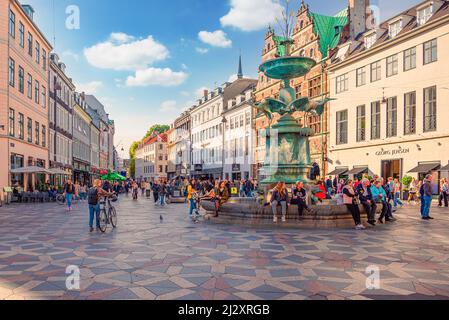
[237,53,243,79]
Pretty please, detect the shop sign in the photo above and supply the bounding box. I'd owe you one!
[194,164,202,172]
[232,164,241,172]
[375,148,410,156]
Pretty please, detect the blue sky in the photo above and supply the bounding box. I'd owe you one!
[25,0,422,157]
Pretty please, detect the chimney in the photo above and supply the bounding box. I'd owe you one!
[348,0,370,39]
[203,89,209,98]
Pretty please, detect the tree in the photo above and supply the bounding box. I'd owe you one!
[129,141,140,178]
[144,124,170,139]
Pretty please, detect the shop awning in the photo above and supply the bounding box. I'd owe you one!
[328,168,348,176]
[48,168,69,175]
[347,167,369,175]
[10,166,52,174]
[439,164,449,172]
[408,163,440,173]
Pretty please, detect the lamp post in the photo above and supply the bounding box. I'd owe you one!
[221,116,228,180]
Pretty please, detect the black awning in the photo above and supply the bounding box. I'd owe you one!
[439,164,449,172]
[328,168,348,176]
[347,167,369,175]
[408,163,440,173]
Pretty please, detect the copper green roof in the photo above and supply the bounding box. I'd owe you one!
[308,9,348,58]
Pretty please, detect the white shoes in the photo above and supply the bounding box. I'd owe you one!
[273,216,278,223]
[355,224,366,230]
[282,216,287,223]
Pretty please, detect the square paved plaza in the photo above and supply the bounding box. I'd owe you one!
[1,196,449,300]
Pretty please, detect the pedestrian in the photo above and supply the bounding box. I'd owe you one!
[152,181,160,204]
[342,180,365,230]
[132,180,139,200]
[387,177,395,206]
[214,181,229,217]
[408,178,419,204]
[325,176,333,197]
[420,175,434,220]
[187,180,199,221]
[438,178,448,207]
[393,178,404,208]
[270,182,289,223]
[141,180,146,196]
[79,183,87,201]
[87,179,114,233]
[291,181,313,218]
[245,178,255,198]
[239,179,246,197]
[63,179,75,212]
[356,178,376,226]
[159,181,168,206]
[74,181,81,201]
[381,178,396,221]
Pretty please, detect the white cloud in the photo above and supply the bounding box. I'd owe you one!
[160,100,178,112]
[220,0,283,32]
[84,33,169,71]
[76,81,103,94]
[198,30,232,48]
[180,91,190,97]
[62,50,79,61]
[181,63,188,70]
[126,68,188,87]
[196,47,209,54]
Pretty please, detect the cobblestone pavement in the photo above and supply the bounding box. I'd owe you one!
[1,196,449,300]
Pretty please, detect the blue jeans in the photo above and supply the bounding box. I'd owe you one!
[66,193,73,208]
[89,204,100,228]
[159,195,166,206]
[189,199,197,217]
[394,192,403,207]
[421,195,432,218]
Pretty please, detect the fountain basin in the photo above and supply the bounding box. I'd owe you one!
[259,57,317,80]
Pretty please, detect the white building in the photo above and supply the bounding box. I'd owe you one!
[223,82,257,180]
[328,0,449,193]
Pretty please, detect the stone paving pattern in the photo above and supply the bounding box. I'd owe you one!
[1,196,449,300]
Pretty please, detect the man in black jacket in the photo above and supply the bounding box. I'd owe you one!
[356,179,376,226]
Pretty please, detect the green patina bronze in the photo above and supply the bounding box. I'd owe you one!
[256,35,334,185]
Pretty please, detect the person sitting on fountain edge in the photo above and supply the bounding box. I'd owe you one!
[291,181,315,218]
[356,178,377,226]
[270,182,289,223]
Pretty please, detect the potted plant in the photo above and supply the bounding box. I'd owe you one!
[402,175,413,201]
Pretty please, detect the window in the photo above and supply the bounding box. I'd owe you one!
[310,48,315,58]
[403,47,416,71]
[8,58,15,87]
[424,86,437,132]
[356,105,366,142]
[336,110,348,145]
[309,76,322,98]
[42,125,46,147]
[28,33,33,56]
[386,97,398,138]
[9,10,15,38]
[9,109,15,137]
[42,86,47,107]
[27,74,32,99]
[389,20,402,38]
[18,67,24,93]
[35,122,40,145]
[370,61,381,82]
[336,74,348,93]
[404,91,416,135]
[19,22,24,47]
[356,67,366,87]
[35,42,40,64]
[417,5,433,26]
[386,54,398,77]
[364,34,376,49]
[42,49,47,70]
[18,113,24,140]
[295,85,301,99]
[27,118,32,143]
[35,80,40,104]
[371,101,381,140]
[424,39,437,64]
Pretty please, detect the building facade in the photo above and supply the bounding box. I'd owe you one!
[90,121,100,180]
[328,0,449,194]
[48,53,75,185]
[72,92,91,184]
[135,133,168,182]
[253,1,350,179]
[1,2,52,192]
[166,127,177,180]
[174,112,191,177]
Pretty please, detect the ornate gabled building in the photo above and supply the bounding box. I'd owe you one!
[254,0,349,179]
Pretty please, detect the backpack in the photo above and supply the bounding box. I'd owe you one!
[88,187,99,205]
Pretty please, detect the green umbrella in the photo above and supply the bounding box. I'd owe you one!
[101,170,126,181]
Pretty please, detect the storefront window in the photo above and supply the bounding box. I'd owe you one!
[11,153,24,187]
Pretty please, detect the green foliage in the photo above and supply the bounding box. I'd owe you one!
[129,141,140,179]
[144,124,170,139]
[402,175,413,190]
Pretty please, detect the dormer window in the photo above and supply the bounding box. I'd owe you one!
[364,33,376,49]
[389,20,403,38]
[417,5,433,26]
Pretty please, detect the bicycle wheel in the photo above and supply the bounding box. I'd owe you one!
[98,209,108,233]
[56,195,65,205]
[109,207,117,228]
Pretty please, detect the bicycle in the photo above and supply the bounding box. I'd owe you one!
[56,193,79,206]
[98,195,118,233]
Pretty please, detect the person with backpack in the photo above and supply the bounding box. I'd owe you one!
[88,179,114,233]
[63,179,75,212]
